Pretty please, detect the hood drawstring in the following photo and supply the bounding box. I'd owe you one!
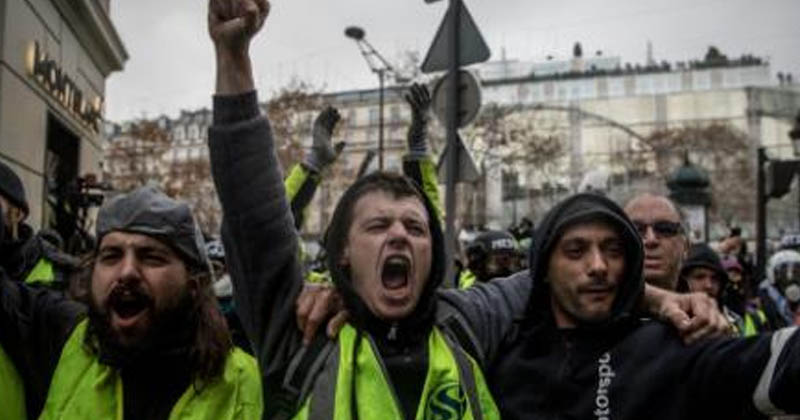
[387,323,398,341]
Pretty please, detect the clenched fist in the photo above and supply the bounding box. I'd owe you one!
[208,0,270,54]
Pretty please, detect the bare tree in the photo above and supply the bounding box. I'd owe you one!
[104,120,170,191]
[265,80,324,172]
[613,122,755,228]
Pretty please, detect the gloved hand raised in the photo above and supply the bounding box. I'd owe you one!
[303,106,344,172]
[404,83,432,156]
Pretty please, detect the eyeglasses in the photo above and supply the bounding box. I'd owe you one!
[633,220,683,238]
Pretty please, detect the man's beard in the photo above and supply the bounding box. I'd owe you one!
[87,285,196,369]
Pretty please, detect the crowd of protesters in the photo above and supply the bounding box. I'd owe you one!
[1,0,800,419]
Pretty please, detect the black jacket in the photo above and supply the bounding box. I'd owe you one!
[488,193,800,420]
[0,224,78,287]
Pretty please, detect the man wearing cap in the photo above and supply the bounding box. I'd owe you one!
[0,160,78,288]
[0,185,262,419]
[677,243,746,333]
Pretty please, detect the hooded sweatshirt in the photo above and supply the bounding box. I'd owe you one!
[209,92,531,419]
[488,192,800,420]
[677,243,729,301]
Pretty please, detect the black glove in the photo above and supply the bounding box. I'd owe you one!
[304,106,342,172]
[404,83,431,156]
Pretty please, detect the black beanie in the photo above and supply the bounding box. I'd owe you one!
[0,160,29,216]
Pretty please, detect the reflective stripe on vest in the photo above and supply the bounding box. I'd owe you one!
[39,320,263,420]
[296,324,499,420]
[459,270,477,289]
[742,310,768,337]
[25,258,55,286]
[0,344,27,420]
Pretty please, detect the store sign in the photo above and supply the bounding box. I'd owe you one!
[25,41,103,133]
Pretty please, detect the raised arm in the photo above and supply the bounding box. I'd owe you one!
[207,0,304,379]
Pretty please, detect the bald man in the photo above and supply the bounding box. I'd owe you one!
[625,193,689,290]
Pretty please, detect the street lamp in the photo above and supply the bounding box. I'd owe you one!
[344,26,400,171]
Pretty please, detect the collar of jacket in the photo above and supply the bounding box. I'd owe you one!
[0,223,36,277]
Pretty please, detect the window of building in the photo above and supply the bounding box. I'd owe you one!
[693,71,711,90]
[635,76,654,95]
[188,124,199,141]
[608,78,625,97]
[390,106,402,124]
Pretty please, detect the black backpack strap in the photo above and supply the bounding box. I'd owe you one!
[435,298,486,369]
[266,332,335,420]
[440,329,485,420]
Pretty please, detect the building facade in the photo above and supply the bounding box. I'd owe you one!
[107,45,800,243]
[0,0,127,243]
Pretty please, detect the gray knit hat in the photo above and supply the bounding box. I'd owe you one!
[96,185,210,273]
[0,160,29,217]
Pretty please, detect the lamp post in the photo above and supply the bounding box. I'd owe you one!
[344,26,399,171]
[667,152,711,243]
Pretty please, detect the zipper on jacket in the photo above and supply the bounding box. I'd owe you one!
[366,334,406,419]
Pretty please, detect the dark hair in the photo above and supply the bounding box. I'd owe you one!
[325,171,428,273]
[74,251,232,384]
[324,171,445,329]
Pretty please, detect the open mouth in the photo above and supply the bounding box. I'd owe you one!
[109,287,152,321]
[382,256,411,290]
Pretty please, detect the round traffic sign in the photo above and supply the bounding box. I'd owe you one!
[432,70,482,128]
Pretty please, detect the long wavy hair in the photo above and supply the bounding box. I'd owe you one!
[72,252,232,384]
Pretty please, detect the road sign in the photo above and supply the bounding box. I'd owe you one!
[432,70,482,128]
[437,134,480,183]
[421,1,490,73]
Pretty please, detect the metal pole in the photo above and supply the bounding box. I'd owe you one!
[756,147,767,283]
[443,0,461,287]
[378,69,385,171]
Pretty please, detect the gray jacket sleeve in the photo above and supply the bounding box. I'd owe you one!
[208,92,304,382]
[437,270,531,364]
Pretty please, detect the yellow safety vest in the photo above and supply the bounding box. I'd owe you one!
[459,270,477,289]
[0,344,27,419]
[25,258,56,286]
[292,324,499,420]
[39,320,263,420]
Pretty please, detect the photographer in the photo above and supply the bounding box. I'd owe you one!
[0,160,78,289]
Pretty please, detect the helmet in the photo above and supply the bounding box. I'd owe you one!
[767,249,800,303]
[779,233,800,250]
[466,230,520,282]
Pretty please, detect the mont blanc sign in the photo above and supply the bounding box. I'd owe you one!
[25,41,104,134]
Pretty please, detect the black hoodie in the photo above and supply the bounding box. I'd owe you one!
[488,193,800,420]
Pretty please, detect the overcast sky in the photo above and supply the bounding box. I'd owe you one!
[105,0,800,123]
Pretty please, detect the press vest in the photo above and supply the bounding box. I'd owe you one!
[39,320,263,420]
[0,344,27,419]
[292,324,499,420]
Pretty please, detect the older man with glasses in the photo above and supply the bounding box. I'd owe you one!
[624,193,689,291]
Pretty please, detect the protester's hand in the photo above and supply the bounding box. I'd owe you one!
[295,282,349,345]
[404,83,431,155]
[305,107,343,172]
[209,0,270,94]
[208,0,269,52]
[654,289,734,344]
